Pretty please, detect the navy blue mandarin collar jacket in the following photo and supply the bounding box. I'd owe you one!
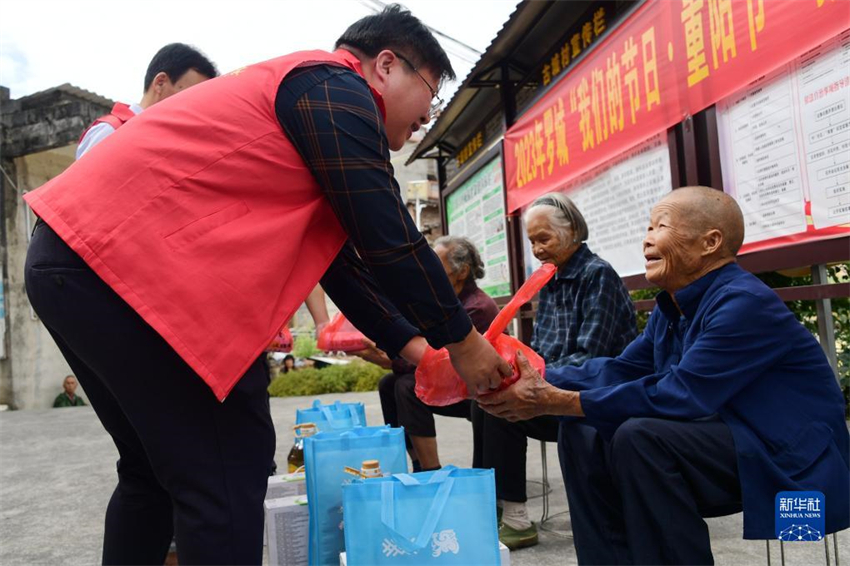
[546,262,849,539]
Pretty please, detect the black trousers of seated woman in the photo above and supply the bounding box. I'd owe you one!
[378,372,479,469]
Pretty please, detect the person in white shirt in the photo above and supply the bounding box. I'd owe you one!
[76,42,217,159]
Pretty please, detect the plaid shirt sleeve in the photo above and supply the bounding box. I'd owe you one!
[275,65,472,357]
[565,267,634,367]
[533,249,638,370]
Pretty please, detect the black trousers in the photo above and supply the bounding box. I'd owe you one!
[378,372,475,461]
[25,223,275,565]
[470,403,559,502]
[558,417,742,565]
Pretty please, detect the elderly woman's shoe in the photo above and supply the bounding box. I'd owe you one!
[499,522,539,550]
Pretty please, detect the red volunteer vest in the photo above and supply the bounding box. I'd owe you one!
[25,50,383,401]
[78,102,137,143]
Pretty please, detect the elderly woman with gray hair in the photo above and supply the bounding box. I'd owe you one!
[373,235,500,472]
[471,192,637,550]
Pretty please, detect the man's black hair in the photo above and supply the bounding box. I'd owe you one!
[143,43,218,92]
[335,4,455,84]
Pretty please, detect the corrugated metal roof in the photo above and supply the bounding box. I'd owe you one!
[406,0,542,164]
[407,0,632,165]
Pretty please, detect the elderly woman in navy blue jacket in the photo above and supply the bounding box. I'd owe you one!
[480,186,849,565]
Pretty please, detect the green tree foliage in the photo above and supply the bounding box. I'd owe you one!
[629,286,659,333]
[292,334,319,359]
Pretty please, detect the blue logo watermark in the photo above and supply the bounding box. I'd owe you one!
[775,491,825,541]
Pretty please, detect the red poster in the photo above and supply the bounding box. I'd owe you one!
[504,0,850,213]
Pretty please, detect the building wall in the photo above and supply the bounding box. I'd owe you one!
[0,160,14,407]
[405,200,443,242]
[391,148,433,190]
[392,134,442,242]
[6,146,76,408]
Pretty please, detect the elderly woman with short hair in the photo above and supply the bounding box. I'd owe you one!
[471,192,637,549]
[375,235,500,471]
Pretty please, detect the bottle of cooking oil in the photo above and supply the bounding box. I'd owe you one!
[287,423,317,473]
[360,459,382,478]
[344,459,383,478]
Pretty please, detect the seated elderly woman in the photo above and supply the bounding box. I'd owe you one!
[479,186,849,565]
[363,235,499,471]
[471,192,636,549]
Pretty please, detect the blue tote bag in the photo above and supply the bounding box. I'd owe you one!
[304,426,407,566]
[296,399,366,432]
[341,466,500,565]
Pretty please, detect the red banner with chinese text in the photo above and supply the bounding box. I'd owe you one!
[504,0,850,213]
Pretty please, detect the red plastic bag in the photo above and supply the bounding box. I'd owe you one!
[316,313,368,353]
[415,263,557,406]
[266,327,293,353]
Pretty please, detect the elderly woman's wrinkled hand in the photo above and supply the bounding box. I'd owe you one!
[477,350,555,422]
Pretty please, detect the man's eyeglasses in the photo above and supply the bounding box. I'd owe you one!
[393,52,444,119]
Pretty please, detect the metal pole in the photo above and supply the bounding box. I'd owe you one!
[812,264,840,386]
[540,441,549,524]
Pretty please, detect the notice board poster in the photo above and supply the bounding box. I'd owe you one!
[523,133,672,279]
[446,157,512,297]
[717,30,850,252]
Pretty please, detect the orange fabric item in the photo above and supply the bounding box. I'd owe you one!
[24,49,384,401]
[78,102,137,143]
[267,327,294,353]
[415,263,557,406]
[316,313,368,353]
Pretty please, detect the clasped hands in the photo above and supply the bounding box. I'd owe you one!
[353,329,582,421]
[477,350,583,421]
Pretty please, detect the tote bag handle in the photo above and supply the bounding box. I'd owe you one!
[380,467,456,554]
[320,405,349,429]
[380,480,454,554]
[313,400,360,429]
[348,404,362,426]
[338,426,393,450]
[393,465,455,486]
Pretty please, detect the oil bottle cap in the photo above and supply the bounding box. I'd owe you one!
[294,423,317,437]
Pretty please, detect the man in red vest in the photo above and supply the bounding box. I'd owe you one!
[24,5,510,564]
[76,42,218,159]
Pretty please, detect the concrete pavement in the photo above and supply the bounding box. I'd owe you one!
[1,390,845,565]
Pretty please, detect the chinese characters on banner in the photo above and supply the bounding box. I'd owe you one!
[717,29,850,252]
[446,158,512,297]
[523,134,672,278]
[504,0,850,223]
